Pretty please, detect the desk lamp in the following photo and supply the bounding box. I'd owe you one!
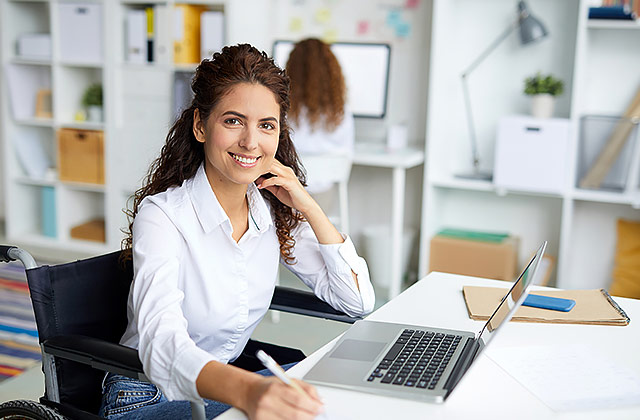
[457,1,549,181]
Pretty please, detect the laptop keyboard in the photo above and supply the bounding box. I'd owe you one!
[367,329,462,390]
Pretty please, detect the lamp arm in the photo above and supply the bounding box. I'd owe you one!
[460,13,523,173]
[460,16,521,78]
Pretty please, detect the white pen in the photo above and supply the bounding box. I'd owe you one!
[256,350,306,395]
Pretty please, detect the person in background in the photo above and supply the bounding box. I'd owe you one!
[99,44,374,420]
[286,38,355,195]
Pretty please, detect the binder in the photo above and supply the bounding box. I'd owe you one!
[126,9,147,63]
[173,4,206,64]
[154,5,169,64]
[146,7,154,62]
[462,286,630,326]
[200,10,224,60]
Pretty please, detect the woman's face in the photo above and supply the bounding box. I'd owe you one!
[194,82,280,188]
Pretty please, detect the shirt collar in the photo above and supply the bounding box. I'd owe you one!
[188,163,273,234]
[246,182,273,232]
[188,163,229,234]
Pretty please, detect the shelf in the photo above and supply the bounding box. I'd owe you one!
[15,117,54,127]
[14,176,106,193]
[59,60,104,69]
[430,177,494,192]
[10,57,51,66]
[430,178,566,199]
[572,188,640,207]
[121,0,168,4]
[57,121,105,131]
[587,19,640,29]
[60,181,106,193]
[15,176,56,187]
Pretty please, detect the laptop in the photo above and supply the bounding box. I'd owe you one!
[303,241,547,403]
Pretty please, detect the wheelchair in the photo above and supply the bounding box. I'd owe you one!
[0,245,360,419]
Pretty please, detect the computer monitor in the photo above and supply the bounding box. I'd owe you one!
[272,40,391,119]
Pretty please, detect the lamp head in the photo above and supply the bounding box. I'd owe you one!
[518,1,549,45]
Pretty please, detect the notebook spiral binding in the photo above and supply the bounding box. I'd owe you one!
[600,288,631,325]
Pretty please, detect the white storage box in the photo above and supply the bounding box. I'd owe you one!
[17,34,52,59]
[493,115,571,194]
[58,3,103,64]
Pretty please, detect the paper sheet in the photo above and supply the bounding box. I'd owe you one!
[486,345,640,412]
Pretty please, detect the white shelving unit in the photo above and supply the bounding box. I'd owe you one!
[419,0,640,290]
[1,0,230,257]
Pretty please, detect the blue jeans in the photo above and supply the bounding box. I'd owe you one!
[99,364,296,419]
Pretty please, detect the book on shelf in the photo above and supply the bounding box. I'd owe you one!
[589,4,637,20]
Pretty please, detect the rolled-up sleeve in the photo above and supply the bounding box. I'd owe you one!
[131,202,215,402]
[284,221,375,317]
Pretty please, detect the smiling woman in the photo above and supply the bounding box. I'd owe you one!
[193,83,280,190]
[105,44,376,420]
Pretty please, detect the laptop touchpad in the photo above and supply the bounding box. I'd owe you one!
[329,339,386,362]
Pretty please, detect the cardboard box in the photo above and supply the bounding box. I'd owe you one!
[429,233,519,281]
[70,219,105,243]
[58,128,104,184]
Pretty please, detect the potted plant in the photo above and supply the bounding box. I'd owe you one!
[524,72,564,118]
[82,83,103,122]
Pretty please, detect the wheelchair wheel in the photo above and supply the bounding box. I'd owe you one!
[0,400,66,420]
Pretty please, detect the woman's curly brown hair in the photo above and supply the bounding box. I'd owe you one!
[286,38,346,131]
[122,44,305,264]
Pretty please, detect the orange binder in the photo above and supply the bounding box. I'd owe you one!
[173,4,206,64]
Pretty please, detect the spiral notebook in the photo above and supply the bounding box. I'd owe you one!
[463,286,630,326]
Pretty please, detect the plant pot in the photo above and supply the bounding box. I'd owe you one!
[530,94,555,119]
[87,105,103,122]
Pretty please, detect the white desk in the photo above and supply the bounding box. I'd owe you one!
[352,143,424,299]
[220,272,640,419]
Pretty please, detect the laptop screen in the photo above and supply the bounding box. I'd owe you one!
[477,241,547,343]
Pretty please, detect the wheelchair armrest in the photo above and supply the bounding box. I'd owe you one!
[43,335,145,380]
[270,286,362,324]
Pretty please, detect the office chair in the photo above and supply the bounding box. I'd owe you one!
[300,153,352,234]
[0,245,360,420]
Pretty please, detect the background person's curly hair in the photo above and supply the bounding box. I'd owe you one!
[286,38,346,131]
[122,44,306,264]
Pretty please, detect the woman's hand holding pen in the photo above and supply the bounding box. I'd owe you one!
[245,377,323,420]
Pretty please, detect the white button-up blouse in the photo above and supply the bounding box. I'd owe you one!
[120,164,375,403]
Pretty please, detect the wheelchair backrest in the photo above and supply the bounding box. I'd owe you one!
[27,250,133,414]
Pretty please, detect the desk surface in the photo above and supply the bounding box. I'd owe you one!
[219,273,640,419]
[352,143,424,168]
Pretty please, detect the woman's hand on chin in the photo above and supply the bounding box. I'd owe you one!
[256,159,317,215]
